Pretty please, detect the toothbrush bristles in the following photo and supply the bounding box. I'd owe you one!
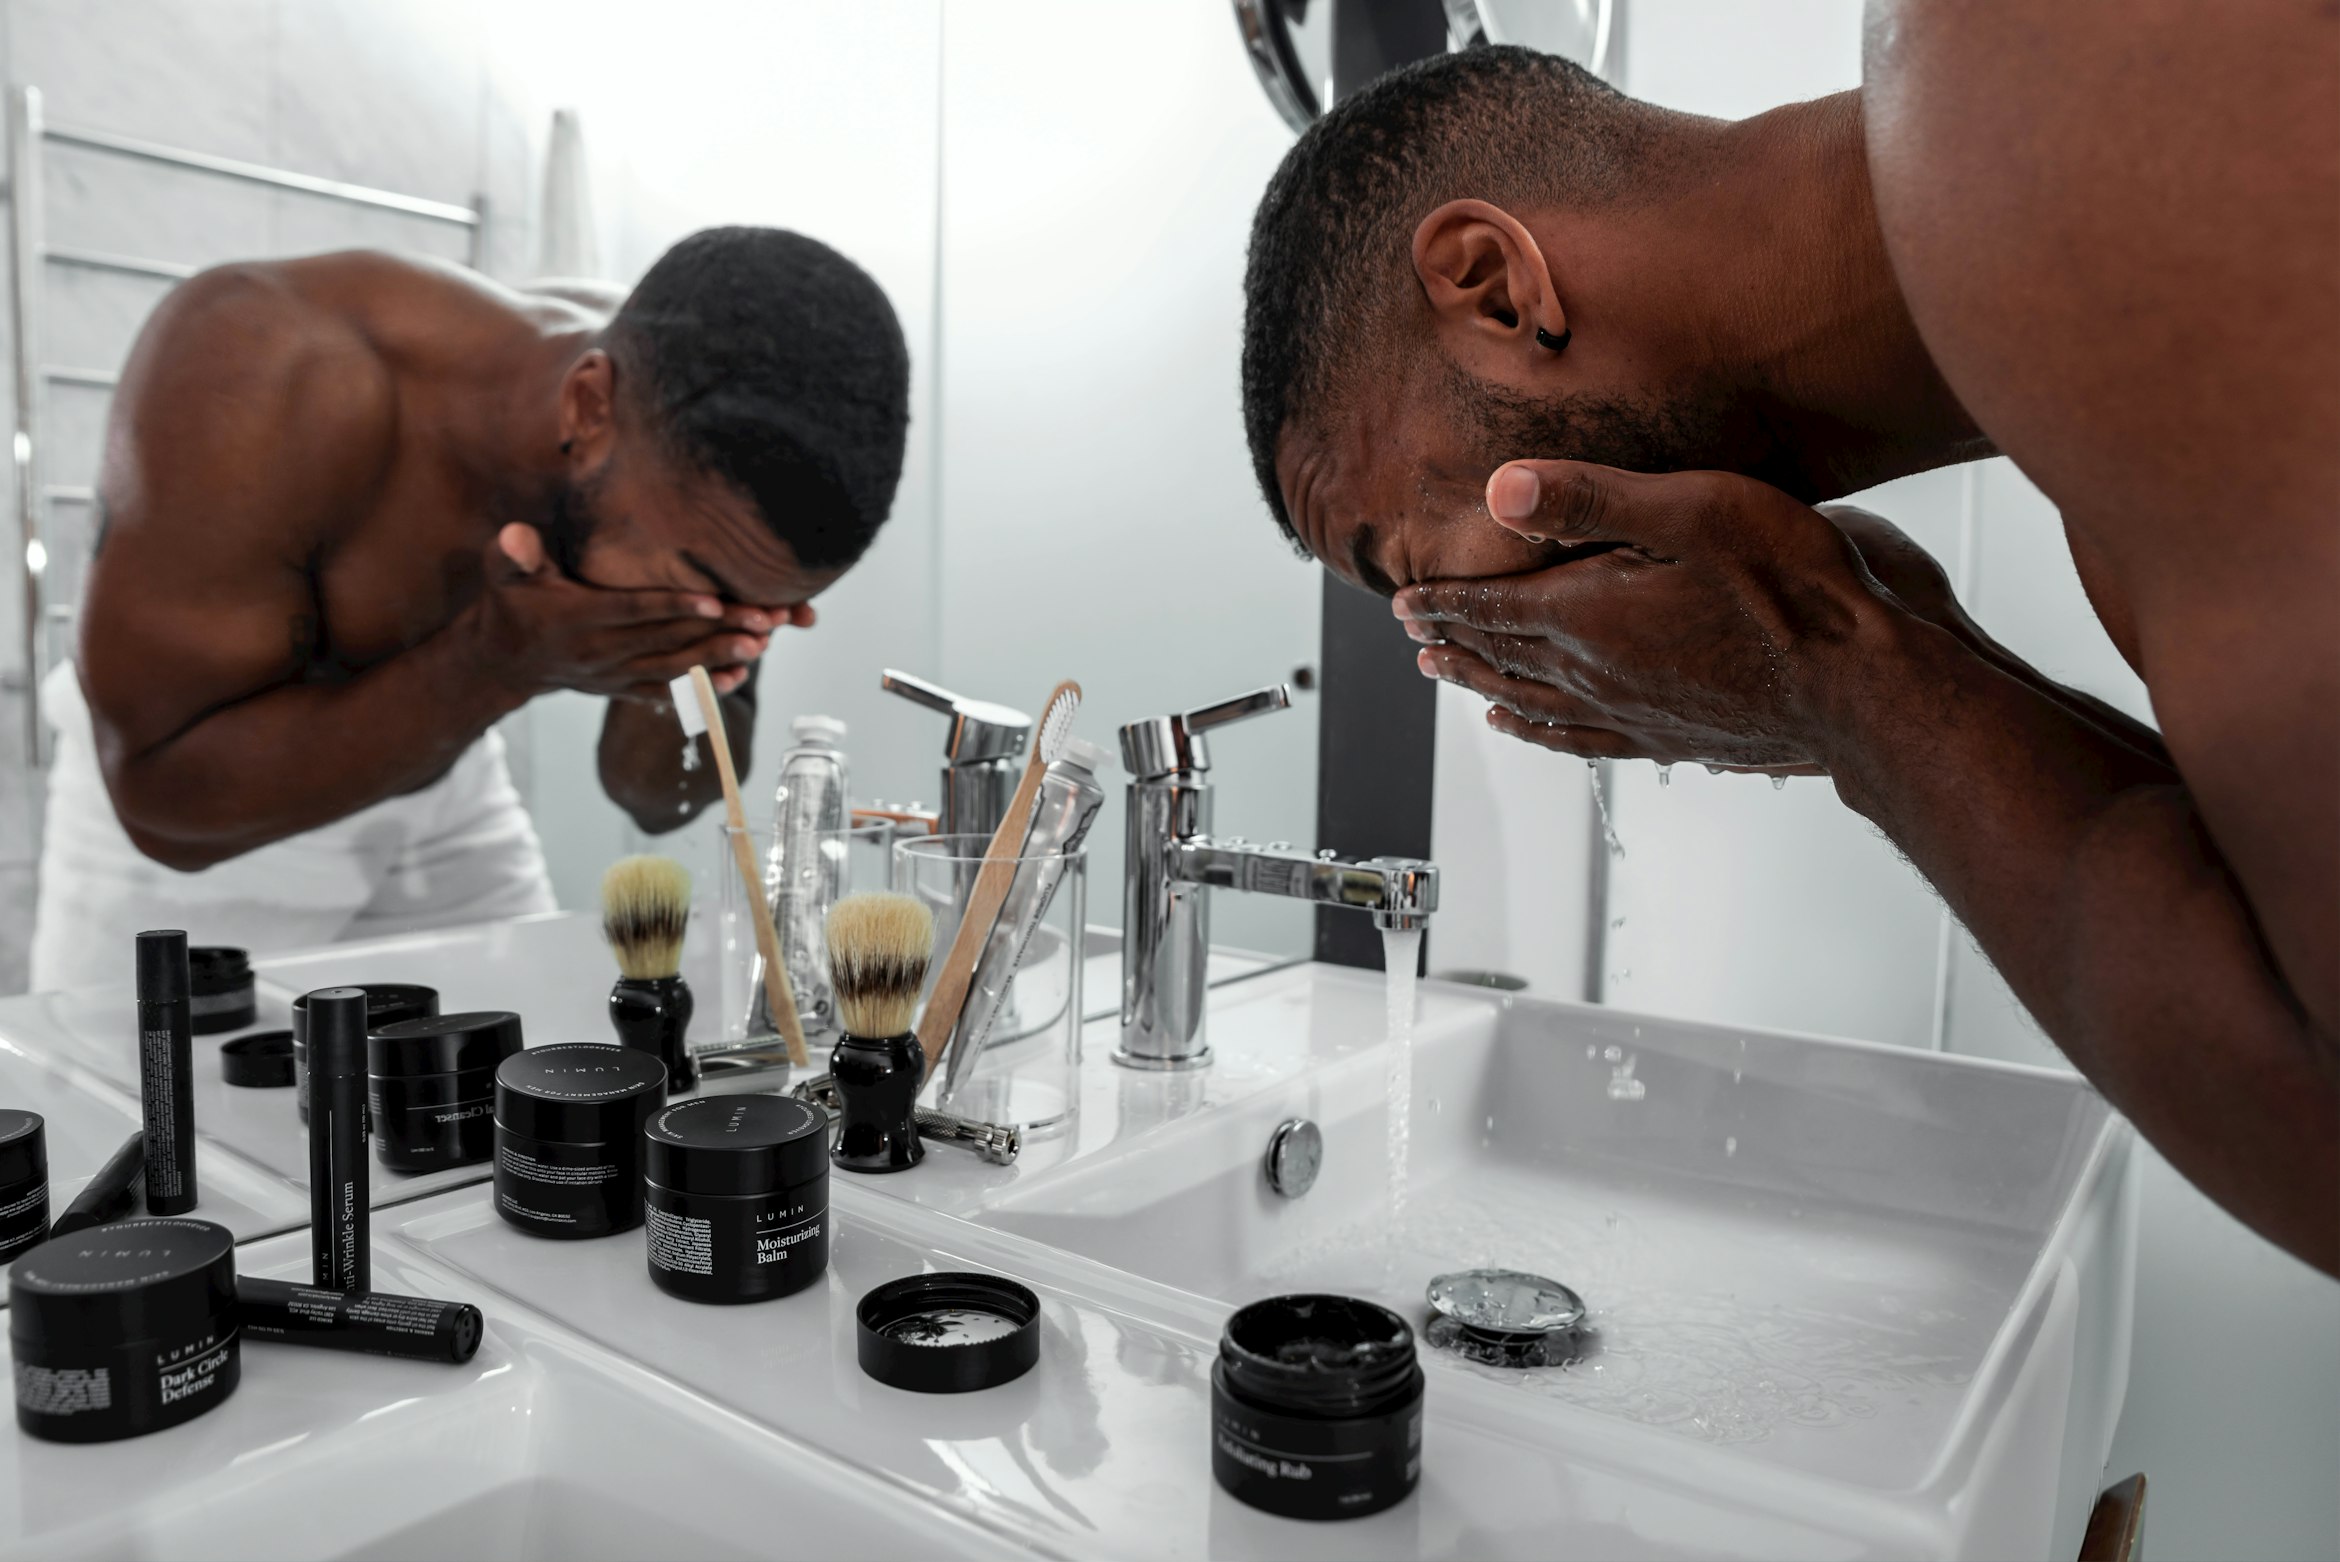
[1039,686,1081,763]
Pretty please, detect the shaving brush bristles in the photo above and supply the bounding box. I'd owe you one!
[600,855,692,980]
[826,892,935,1038]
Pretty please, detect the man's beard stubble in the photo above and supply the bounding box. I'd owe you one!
[1451,368,1818,502]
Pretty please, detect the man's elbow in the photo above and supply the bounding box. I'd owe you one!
[119,817,240,873]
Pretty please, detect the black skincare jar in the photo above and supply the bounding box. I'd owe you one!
[643,1095,829,1304]
[367,1011,524,1173]
[1210,1294,1424,1521]
[294,983,439,1122]
[9,1217,239,1443]
[492,1043,665,1239]
[186,947,256,1035]
[0,1109,48,1264]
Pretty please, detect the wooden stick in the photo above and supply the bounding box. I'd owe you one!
[915,679,1080,1077]
[689,666,810,1068]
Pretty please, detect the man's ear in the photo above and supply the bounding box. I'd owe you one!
[1411,200,1566,373]
[556,349,618,465]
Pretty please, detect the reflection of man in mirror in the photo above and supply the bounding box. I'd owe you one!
[1243,32,2337,1275]
[33,227,910,989]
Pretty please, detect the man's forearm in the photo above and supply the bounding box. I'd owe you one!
[1813,612,2337,1271]
[598,671,756,833]
[105,611,532,868]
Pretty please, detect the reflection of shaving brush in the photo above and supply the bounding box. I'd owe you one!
[825,893,935,1174]
[602,855,697,1093]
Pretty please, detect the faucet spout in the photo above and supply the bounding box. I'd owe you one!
[1171,841,1438,929]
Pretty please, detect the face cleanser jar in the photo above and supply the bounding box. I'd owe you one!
[492,1043,665,1239]
[1210,1294,1424,1520]
[367,1011,524,1173]
[10,1217,240,1443]
[643,1095,829,1304]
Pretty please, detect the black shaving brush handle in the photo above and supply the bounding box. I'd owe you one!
[610,976,697,1093]
[829,1032,925,1174]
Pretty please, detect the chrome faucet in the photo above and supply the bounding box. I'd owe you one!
[880,670,1032,838]
[1116,684,1438,1071]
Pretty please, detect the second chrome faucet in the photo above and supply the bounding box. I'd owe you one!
[1117,684,1437,1071]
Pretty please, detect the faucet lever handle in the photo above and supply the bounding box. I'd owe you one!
[880,668,963,717]
[881,669,1032,764]
[1120,682,1292,780]
[1185,683,1291,734]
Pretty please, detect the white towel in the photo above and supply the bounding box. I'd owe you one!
[30,663,557,992]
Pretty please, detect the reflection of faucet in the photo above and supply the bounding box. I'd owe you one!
[1116,684,1438,1071]
[880,670,1032,837]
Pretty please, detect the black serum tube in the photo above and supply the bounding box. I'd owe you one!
[304,988,371,1292]
[239,1277,482,1365]
[48,1130,143,1238]
[135,931,197,1215]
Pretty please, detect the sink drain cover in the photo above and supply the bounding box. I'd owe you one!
[1424,1269,1586,1368]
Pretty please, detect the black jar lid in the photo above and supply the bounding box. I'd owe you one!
[370,1010,524,1079]
[9,1217,236,1350]
[495,1043,666,1143]
[645,1095,827,1196]
[290,983,440,1049]
[186,946,252,996]
[0,1109,45,1185]
[856,1272,1041,1394]
[220,1031,295,1089]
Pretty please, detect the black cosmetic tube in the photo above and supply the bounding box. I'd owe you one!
[48,1130,143,1239]
[135,930,197,1215]
[238,1277,482,1365]
[304,988,371,1292]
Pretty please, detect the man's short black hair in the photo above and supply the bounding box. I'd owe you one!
[610,226,910,571]
[1241,46,1649,545]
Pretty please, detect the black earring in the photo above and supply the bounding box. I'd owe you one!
[1535,326,1571,353]
[559,439,574,455]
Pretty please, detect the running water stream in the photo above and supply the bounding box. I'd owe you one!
[1380,926,1423,1278]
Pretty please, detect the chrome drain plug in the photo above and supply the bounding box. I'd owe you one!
[1423,1268,1587,1368]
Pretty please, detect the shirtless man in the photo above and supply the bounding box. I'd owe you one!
[1243,11,2338,1272]
[32,226,910,988]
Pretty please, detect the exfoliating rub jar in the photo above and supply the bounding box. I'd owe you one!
[1210,1293,1424,1521]
[492,1043,665,1239]
[10,1217,239,1443]
[367,1010,524,1172]
[643,1095,829,1304]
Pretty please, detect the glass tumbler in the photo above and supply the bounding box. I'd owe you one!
[893,832,1086,1140]
[714,820,896,1057]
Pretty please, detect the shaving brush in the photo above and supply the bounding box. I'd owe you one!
[602,855,697,1093]
[824,892,935,1174]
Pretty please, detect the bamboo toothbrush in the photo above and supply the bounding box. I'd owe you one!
[678,666,810,1068]
[915,679,1082,1076]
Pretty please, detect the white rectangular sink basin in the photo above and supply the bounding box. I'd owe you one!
[975,965,2137,1561]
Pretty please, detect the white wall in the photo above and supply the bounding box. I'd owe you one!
[1427,2,2340,1556]
[932,2,1323,956]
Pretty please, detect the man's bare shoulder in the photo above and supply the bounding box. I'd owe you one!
[110,256,404,524]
